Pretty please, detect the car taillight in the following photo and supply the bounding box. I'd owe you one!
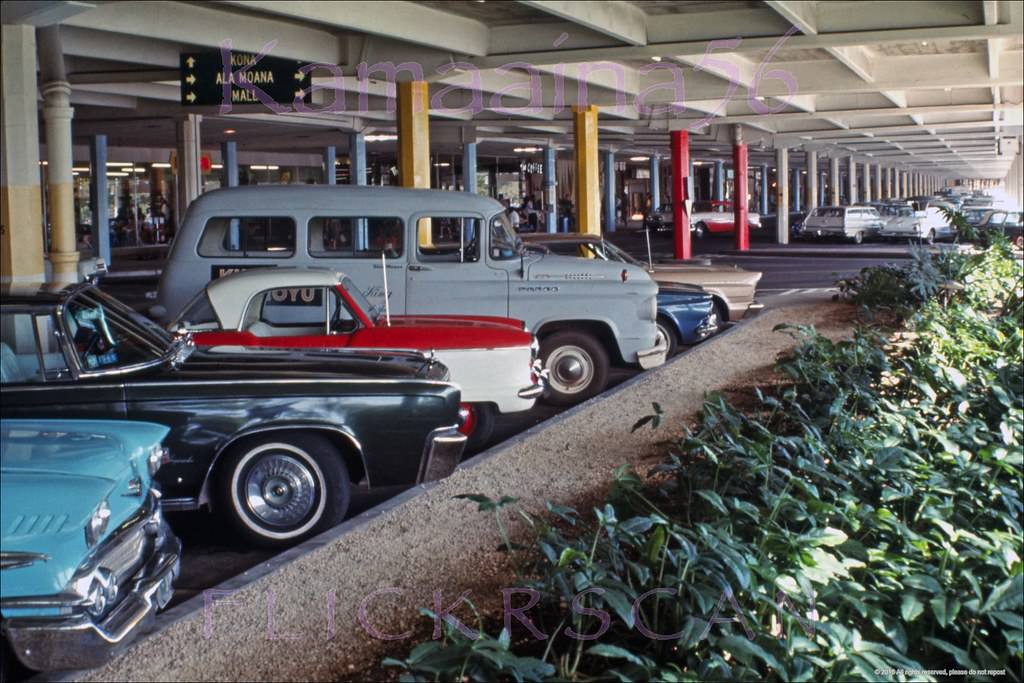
[457,403,477,436]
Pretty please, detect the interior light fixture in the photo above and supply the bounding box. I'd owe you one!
[651,56,663,62]
[106,162,133,167]
[106,172,129,177]
[513,146,542,153]
[250,165,268,170]
[72,166,90,172]
[365,134,398,142]
[212,164,224,169]
[224,129,236,135]
[434,162,451,167]
[629,156,649,161]
[152,162,172,168]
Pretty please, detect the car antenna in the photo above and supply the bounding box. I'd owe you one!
[644,227,653,270]
[381,252,391,326]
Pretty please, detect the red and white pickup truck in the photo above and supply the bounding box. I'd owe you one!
[171,268,544,448]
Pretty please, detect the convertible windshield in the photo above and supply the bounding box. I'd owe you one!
[595,240,644,267]
[63,288,173,371]
[341,276,382,321]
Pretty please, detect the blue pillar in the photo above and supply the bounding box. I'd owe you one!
[89,135,110,264]
[759,164,769,216]
[462,142,477,194]
[648,154,660,213]
[221,141,238,187]
[792,168,801,212]
[714,160,725,201]
[323,146,336,184]
[544,146,557,233]
[603,149,616,232]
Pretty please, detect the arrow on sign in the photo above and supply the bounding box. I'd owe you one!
[186,92,196,103]
[186,74,196,85]
[185,56,195,68]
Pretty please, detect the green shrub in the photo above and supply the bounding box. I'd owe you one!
[382,244,1023,682]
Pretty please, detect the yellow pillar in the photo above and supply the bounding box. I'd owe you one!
[1,25,45,284]
[397,81,430,189]
[41,80,79,282]
[573,105,600,235]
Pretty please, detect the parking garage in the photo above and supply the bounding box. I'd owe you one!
[1,2,1022,682]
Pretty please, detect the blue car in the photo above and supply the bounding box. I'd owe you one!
[655,282,719,357]
[0,419,180,675]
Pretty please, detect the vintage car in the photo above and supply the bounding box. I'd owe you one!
[171,267,544,448]
[645,200,762,237]
[521,233,763,322]
[0,282,467,547]
[1,418,180,675]
[801,205,884,244]
[652,284,719,357]
[151,185,666,405]
[977,209,1024,248]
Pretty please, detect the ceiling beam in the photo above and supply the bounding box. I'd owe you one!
[217,0,490,57]
[517,1,648,46]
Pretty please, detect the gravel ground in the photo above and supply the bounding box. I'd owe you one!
[82,297,856,682]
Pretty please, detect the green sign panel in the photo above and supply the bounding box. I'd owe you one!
[179,51,312,107]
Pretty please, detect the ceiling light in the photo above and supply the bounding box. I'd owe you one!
[921,41,928,46]
[629,156,649,162]
[365,134,398,142]
[106,162,133,167]
[212,164,224,169]
[513,146,541,153]
[72,166,90,172]
[651,56,663,62]
[944,87,952,92]
[152,162,172,168]
[434,162,451,167]
[267,165,279,170]
[39,160,48,166]
[130,167,147,173]
[224,129,236,135]
[106,172,129,177]
[692,161,704,166]
[250,165,268,170]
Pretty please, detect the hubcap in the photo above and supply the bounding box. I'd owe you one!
[546,345,594,394]
[244,454,316,528]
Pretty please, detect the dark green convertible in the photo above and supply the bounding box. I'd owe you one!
[0,282,466,547]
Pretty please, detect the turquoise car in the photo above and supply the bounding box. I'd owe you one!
[0,419,180,674]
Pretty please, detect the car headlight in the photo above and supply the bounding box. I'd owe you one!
[148,445,168,476]
[85,499,111,548]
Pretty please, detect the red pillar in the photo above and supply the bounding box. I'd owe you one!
[733,142,749,250]
[670,130,691,260]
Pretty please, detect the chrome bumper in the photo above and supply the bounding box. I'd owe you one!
[517,359,548,400]
[417,424,467,483]
[3,521,181,672]
[636,335,669,370]
[746,300,765,313]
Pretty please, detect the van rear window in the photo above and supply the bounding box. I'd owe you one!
[308,217,404,258]
[198,217,296,257]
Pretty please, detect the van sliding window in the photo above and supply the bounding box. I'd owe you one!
[198,216,296,257]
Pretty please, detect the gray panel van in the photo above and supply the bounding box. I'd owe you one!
[153,186,666,404]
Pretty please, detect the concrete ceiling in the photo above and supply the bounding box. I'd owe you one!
[7,0,1023,178]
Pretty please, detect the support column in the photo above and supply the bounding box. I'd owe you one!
[323,146,336,184]
[806,151,818,212]
[462,142,477,194]
[175,114,202,232]
[670,130,691,260]
[830,156,840,205]
[543,146,557,232]
[572,104,600,235]
[349,132,366,186]
[603,149,616,232]
[89,135,110,265]
[687,157,695,207]
[648,153,660,215]
[713,159,724,201]
[2,25,45,283]
[775,146,789,244]
[791,167,801,212]
[397,81,430,188]
[759,164,769,216]
[819,169,827,206]
[847,157,858,205]
[863,162,872,202]
[873,164,882,200]
[221,140,238,187]
[733,133,749,250]
[41,80,78,282]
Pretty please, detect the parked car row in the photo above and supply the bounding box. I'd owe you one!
[797,199,958,244]
[1,186,762,676]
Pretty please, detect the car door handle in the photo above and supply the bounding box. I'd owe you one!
[408,265,431,272]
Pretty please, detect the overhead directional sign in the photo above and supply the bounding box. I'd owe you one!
[180,51,312,107]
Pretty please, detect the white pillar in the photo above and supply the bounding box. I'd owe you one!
[175,114,202,231]
[874,164,882,200]
[41,79,78,283]
[863,162,872,202]
[847,157,858,204]
[1,25,45,283]
[806,150,818,210]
